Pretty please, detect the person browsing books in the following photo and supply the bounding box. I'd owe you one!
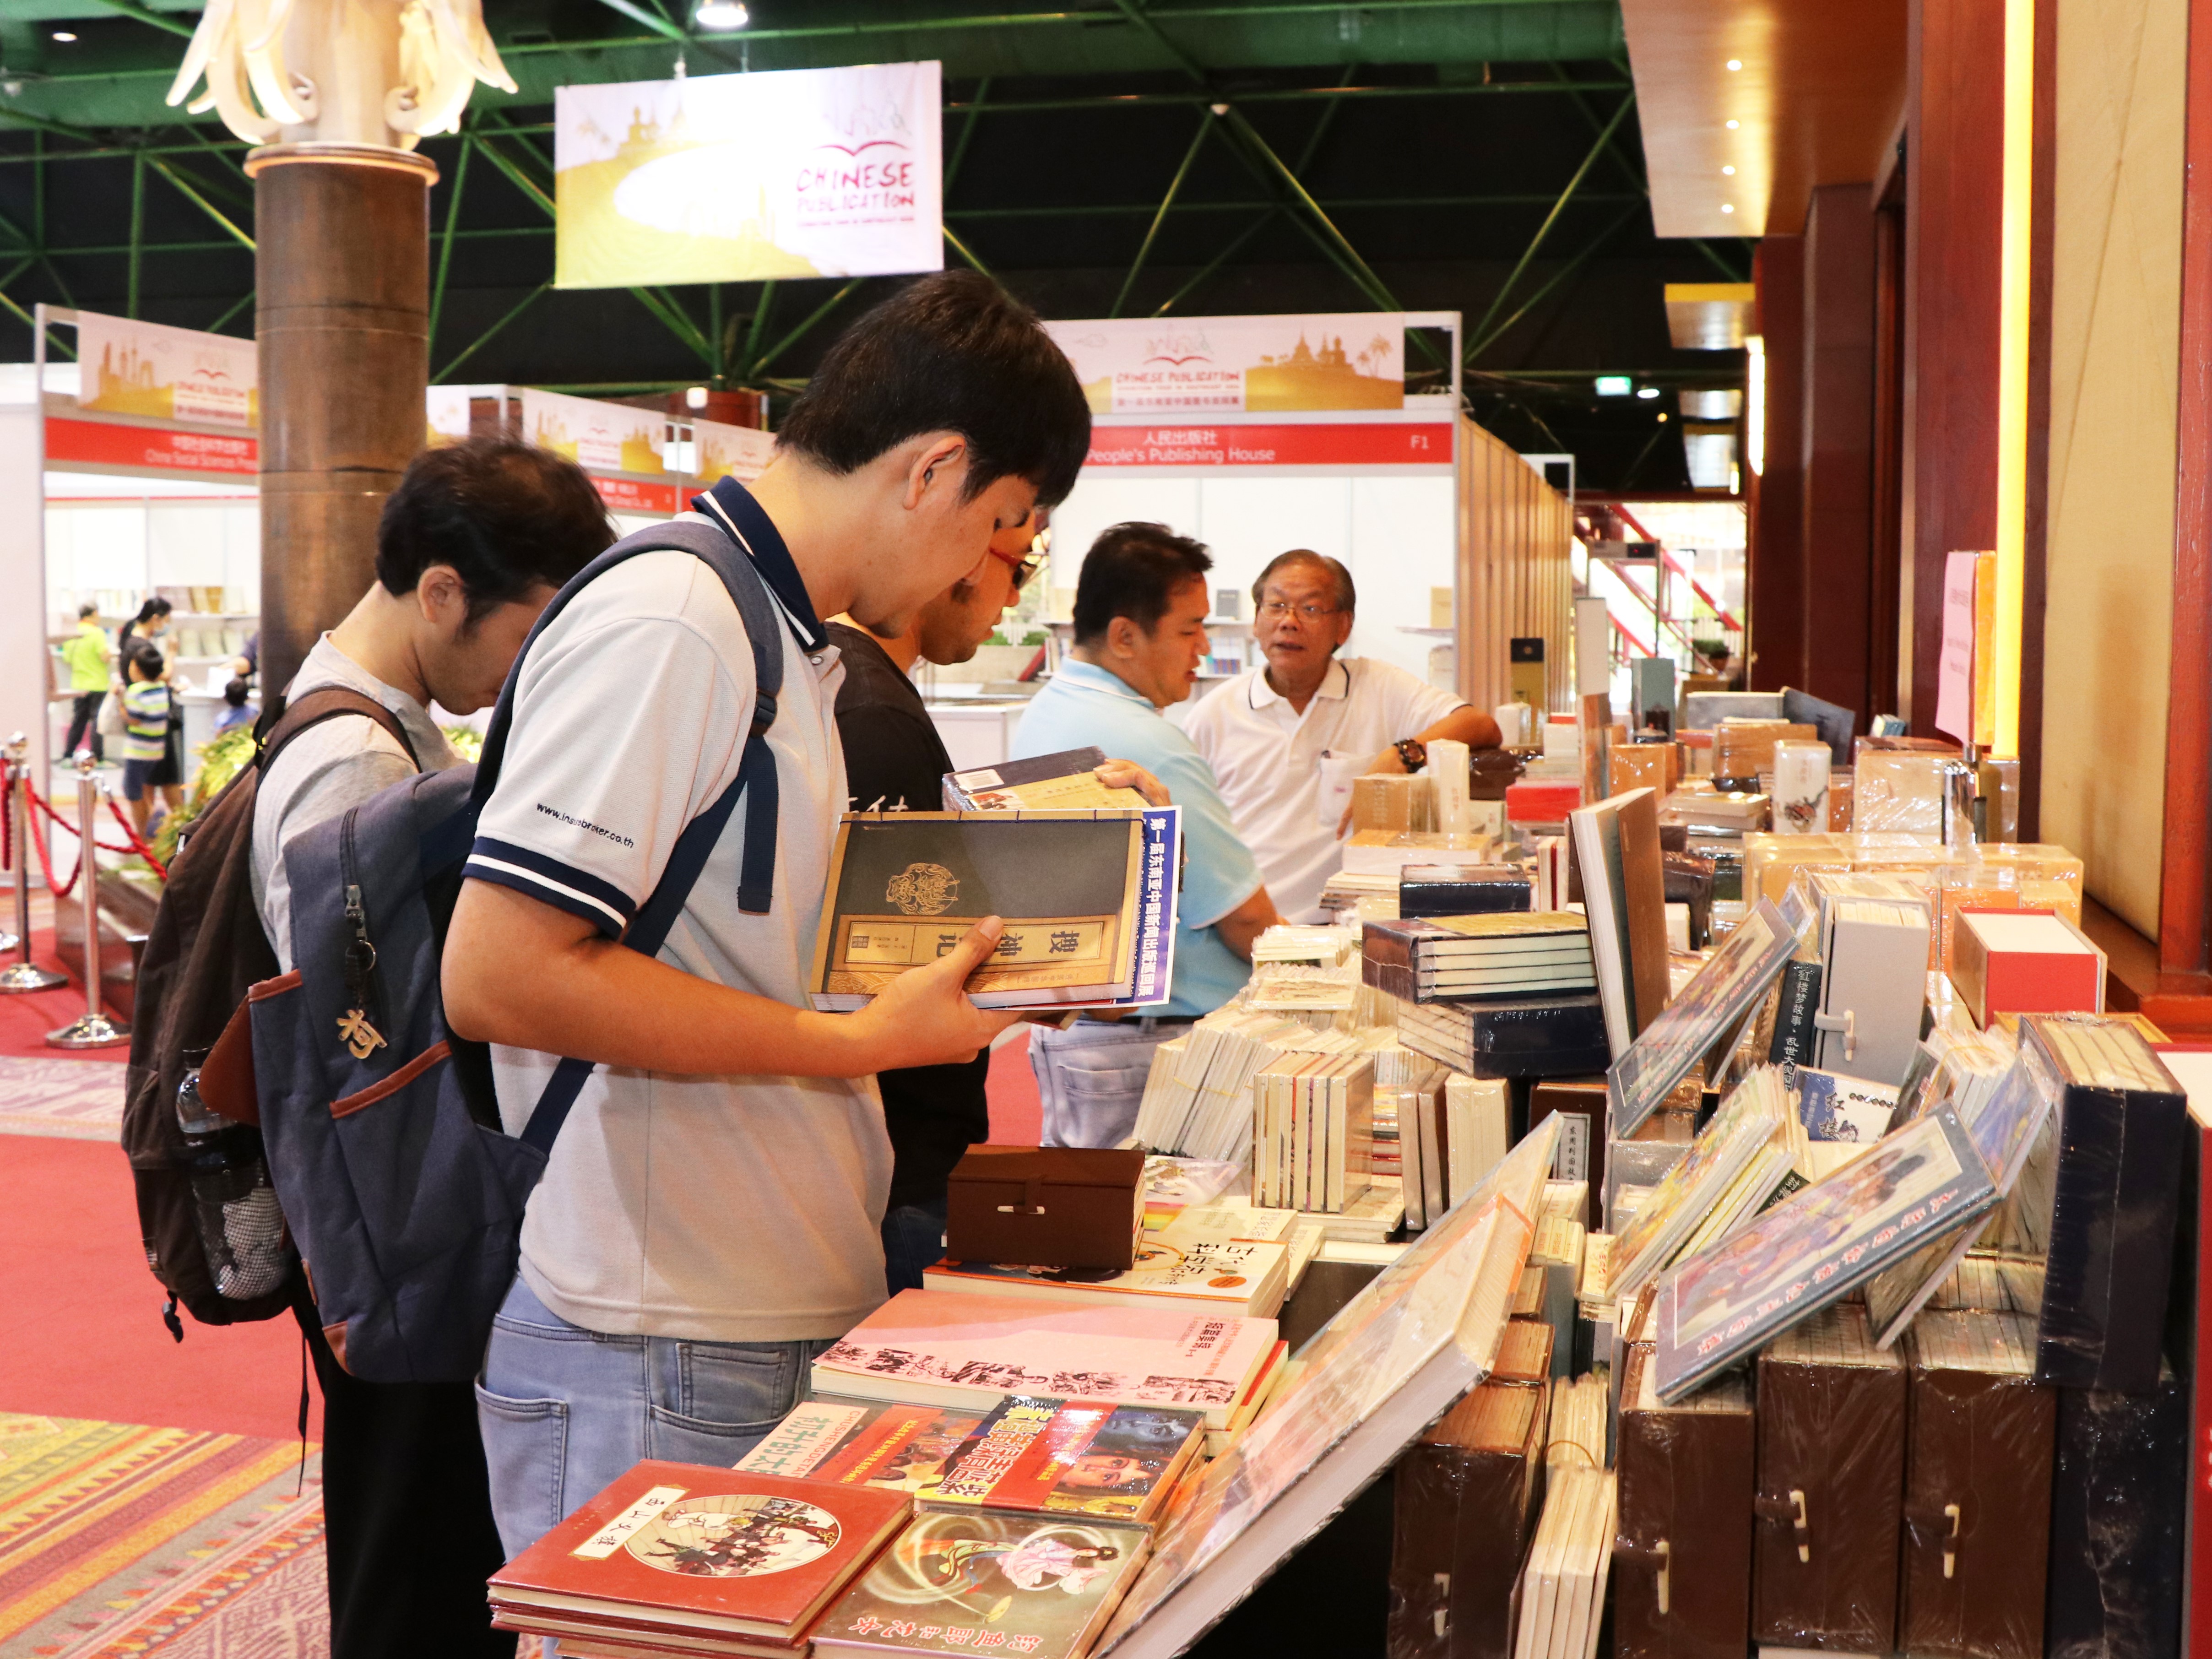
[251,437,616,1659]
[828,518,1167,1294]
[1010,523,1283,1148]
[1184,550,1502,923]
[441,271,1094,1556]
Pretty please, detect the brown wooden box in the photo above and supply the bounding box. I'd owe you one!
[1615,1342,1755,1659]
[943,1145,1145,1270]
[1751,1304,1908,1653]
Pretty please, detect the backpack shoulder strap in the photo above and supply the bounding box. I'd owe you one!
[461,502,795,1155]
[258,686,422,775]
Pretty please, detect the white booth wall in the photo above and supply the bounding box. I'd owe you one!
[1043,470,1458,707]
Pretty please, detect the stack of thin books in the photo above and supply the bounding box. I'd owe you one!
[1361,912,1597,1004]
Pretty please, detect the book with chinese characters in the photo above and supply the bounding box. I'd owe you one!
[809,809,1179,1012]
[923,1232,1289,1320]
[812,1511,1153,1659]
[916,1397,1206,1526]
[486,1461,911,1645]
[736,1399,988,1494]
[811,1290,1279,1432]
[942,746,1149,812]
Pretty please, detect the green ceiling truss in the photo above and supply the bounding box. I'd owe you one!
[0,0,1752,487]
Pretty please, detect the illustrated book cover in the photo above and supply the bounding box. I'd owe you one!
[1653,1106,1999,1401]
[487,1460,912,1640]
[1608,892,1809,1137]
[917,1396,1206,1525]
[813,1510,1152,1659]
[811,1290,1279,1431]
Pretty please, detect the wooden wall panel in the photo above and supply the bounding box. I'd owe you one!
[1800,183,1881,722]
[1456,417,1573,716]
[1903,0,2007,732]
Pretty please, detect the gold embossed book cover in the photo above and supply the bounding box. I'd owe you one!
[809,811,1169,1011]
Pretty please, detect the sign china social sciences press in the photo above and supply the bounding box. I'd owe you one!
[553,62,943,287]
[1046,314,1414,414]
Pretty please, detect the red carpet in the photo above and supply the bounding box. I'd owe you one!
[0,1033,1040,1445]
[0,1136,321,1445]
[0,929,125,1062]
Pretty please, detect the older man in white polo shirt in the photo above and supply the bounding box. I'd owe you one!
[1185,550,1502,922]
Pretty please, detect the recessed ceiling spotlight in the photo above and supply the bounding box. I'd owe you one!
[1720,203,1735,214]
[1726,58,1743,70]
[694,0,748,27]
[1725,119,1740,130]
[50,30,75,41]
[1636,386,1661,400]
[1722,165,1735,176]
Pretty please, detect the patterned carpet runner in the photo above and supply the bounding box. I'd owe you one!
[0,1413,325,1657]
[0,1059,125,1143]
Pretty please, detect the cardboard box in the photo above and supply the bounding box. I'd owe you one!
[1949,909,2104,1030]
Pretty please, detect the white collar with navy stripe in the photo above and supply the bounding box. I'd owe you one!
[694,477,829,654]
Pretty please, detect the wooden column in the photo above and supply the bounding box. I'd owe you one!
[1901,0,2006,733]
[1799,183,1880,725]
[246,146,435,698]
[1748,235,1806,693]
[1870,184,1907,721]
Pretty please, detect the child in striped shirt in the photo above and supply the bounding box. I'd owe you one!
[119,643,172,833]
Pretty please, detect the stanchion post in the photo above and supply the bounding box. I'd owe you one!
[0,732,65,994]
[46,754,128,1048]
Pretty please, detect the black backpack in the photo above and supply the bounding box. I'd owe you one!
[249,516,784,1382]
[121,688,418,1332]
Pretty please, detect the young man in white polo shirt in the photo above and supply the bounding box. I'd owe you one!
[1185,550,1502,923]
[441,271,1092,1555]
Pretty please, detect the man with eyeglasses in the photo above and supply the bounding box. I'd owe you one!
[1186,549,1501,922]
[829,511,1165,1284]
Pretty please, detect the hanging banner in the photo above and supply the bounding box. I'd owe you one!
[1046,314,1414,415]
[520,388,668,477]
[45,416,256,476]
[553,61,943,289]
[1082,422,1452,469]
[693,417,776,486]
[76,310,256,428]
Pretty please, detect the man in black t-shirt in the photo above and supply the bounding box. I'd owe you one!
[832,517,1163,1292]
[831,518,1039,1292]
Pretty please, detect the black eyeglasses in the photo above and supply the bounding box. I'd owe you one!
[1258,601,1341,622]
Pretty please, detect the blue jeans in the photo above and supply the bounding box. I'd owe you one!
[881,1199,948,1294]
[474,1275,834,1559]
[1028,1017,1189,1148]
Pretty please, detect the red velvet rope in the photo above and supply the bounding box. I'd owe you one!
[22,778,168,885]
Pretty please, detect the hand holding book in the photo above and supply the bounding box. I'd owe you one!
[845,915,1020,1070]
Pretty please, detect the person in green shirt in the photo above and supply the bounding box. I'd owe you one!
[60,603,110,761]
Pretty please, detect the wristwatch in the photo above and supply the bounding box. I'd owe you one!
[1394,737,1428,772]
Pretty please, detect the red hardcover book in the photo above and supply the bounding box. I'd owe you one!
[488,1461,912,1643]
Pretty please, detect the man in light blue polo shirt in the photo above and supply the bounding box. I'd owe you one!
[1013,521,1281,1146]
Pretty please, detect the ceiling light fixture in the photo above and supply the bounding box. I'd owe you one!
[50,30,75,41]
[694,0,748,27]
[1636,386,1661,400]
[1722,165,1735,176]
[1726,58,1742,70]
[1725,119,1740,130]
[1595,375,1633,397]
[1720,203,1735,214]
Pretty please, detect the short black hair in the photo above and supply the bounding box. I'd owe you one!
[77,602,98,619]
[126,640,163,678]
[1073,523,1212,647]
[778,271,1090,508]
[376,437,614,625]
[223,676,250,707]
[1252,549,1356,614]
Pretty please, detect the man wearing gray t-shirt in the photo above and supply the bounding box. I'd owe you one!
[252,437,612,1659]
